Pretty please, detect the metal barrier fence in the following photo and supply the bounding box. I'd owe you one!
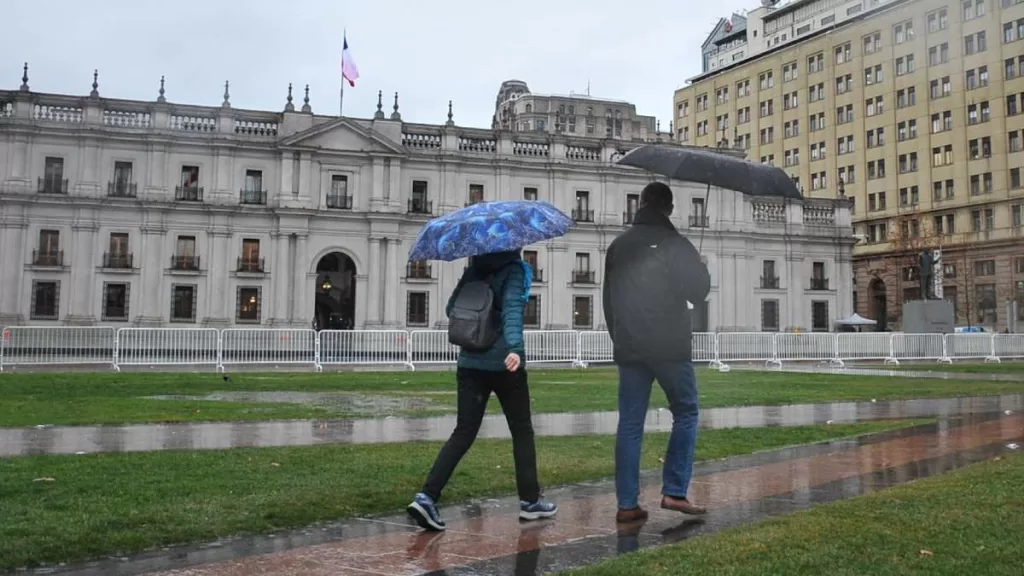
[1,326,1022,371]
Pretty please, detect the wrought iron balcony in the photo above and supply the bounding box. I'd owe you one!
[408,198,433,215]
[689,214,710,228]
[407,262,432,279]
[326,193,353,209]
[32,250,63,267]
[170,255,201,271]
[239,189,267,205]
[103,252,133,269]
[107,181,137,198]
[572,270,596,284]
[236,257,265,273]
[174,185,203,202]
[37,177,68,195]
[760,275,780,289]
[572,208,595,223]
[530,267,544,283]
[623,211,636,225]
[810,277,830,291]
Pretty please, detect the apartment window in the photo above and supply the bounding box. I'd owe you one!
[696,120,708,136]
[524,295,540,328]
[977,284,997,325]
[242,169,264,202]
[736,80,750,97]
[468,183,484,204]
[405,292,428,326]
[30,280,60,320]
[35,229,61,266]
[574,191,593,222]
[927,8,948,32]
[811,171,827,190]
[239,238,261,272]
[931,111,953,133]
[968,101,991,124]
[784,120,799,139]
[1010,94,1023,117]
[865,96,884,117]
[522,250,541,281]
[170,284,197,323]
[897,87,916,109]
[573,296,593,329]
[110,160,134,197]
[838,165,856,185]
[931,145,954,167]
[737,107,751,124]
[895,55,915,76]
[783,92,799,110]
[173,235,198,270]
[838,135,854,154]
[784,149,800,167]
[864,64,883,85]
[101,282,129,321]
[970,172,994,195]
[964,31,987,55]
[899,186,920,207]
[811,301,829,332]
[759,71,775,90]
[759,127,774,144]
[811,142,826,160]
[759,99,774,118]
[177,165,201,201]
[1012,167,1022,189]
[783,61,798,82]
[928,43,949,66]
[863,32,882,54]
[809,112,825,132]
[835,74,853,94]
[834,42,852,64]
[761,300,780,331]
[807,52,824,73]
[975,260,996,277]
[106,232,130,269]
[969,137,992,159]
[897,120,917,141]
[963,0,984,21]
[869,128,886,148]
[899,152,918,173]
[808,83,825,102]
[1014,204,1024,228]
[867,159,885,179]
[409,180,431,214]
[1010,130,1022,153]
[894,20,914,44]
[761,154,776,165]
[695,94,708,112]
[836,104,853,124]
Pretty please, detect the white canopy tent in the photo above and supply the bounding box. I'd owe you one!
[835,313,877,332]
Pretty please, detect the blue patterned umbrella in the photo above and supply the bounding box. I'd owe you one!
[408,200,574,261]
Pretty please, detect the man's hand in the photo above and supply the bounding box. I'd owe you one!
[504,352,521,372]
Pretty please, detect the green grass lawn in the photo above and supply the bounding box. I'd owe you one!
[0,421,922,571]
[570,452,1024,576]
[2,368,1023,426]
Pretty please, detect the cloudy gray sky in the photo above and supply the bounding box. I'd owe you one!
[2,0,750,129]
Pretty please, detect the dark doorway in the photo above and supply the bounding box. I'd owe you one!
[691,300,710,333]
[314,252,356,331]
[870,278,888,331]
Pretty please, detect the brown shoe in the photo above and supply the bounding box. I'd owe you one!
[615,506,649,523]
[661,495,707,515]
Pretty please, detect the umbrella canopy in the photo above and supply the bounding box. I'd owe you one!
[616,145,803,200]
[408,200,574,262]
[835,313,877,326]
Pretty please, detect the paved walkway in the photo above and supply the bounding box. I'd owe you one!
[3,394,1021,457]
[36,412,1022,575]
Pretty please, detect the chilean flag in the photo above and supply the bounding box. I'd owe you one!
[342,37,359,87]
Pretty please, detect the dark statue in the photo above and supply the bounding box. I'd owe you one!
[918,249,937,300]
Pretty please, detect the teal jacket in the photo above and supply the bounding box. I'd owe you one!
[446,251,530,372]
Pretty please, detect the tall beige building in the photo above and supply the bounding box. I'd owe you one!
[675,0,1024,331]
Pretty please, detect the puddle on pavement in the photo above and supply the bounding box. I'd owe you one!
[144,391,439,414]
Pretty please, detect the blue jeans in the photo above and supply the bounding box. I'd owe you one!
[615,360,700,510]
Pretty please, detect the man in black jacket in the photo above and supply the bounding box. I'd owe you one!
[603,181,711,523]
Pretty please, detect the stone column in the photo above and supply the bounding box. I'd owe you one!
[204,231,231,326]
[271,233,290,325]
[293,234,309,323]
[66,223,98,324]
[366,237,383,325]
[137,226,166,325]
[0,223,27,323]
[548,244,570,329]
[383,238,401,326]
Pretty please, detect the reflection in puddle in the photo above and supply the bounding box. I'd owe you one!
[145,391,437,414]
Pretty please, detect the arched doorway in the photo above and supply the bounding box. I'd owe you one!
[869,278,887,331]
[314,252,356,331]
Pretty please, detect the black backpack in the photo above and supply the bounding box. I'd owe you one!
[447,267,508,350]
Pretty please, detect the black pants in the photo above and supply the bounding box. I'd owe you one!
[422,367,540,503]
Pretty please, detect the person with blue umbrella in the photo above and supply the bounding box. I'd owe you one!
[405,200,572,531]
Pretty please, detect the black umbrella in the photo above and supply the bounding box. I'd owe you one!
[616,145,803,200]
[617,144,803,250]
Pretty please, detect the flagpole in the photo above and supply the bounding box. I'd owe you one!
[340,30,346,116]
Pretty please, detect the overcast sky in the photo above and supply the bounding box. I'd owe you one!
[1,0,750,130]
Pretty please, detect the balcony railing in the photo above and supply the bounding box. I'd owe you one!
[239,189,267,205]
[760,275,780,289]
[107,181,138,198]
[573,208,595,223]
[407,263,433,279]
[103,252,133,269]
[689,214,710,228]
[237,257,265,273]
[530,267,544,283]
[326,194,353,209]
[810,277,830,291]
[32,250,63,267]
[37,177,68,195]
[572,270,596,284]
[175,185,203,202]
[170,255,201,271]
[408,198,433,215]
[623,211,636,225]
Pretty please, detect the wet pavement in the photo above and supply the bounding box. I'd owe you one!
[31,413,1024,576]
[3,394,1021,457]
[740,363,1024,381]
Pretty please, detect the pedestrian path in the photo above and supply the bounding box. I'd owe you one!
[3,394,1021,457]
[36,412,1024,575]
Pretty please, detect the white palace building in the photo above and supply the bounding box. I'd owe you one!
[0,69,854,333]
